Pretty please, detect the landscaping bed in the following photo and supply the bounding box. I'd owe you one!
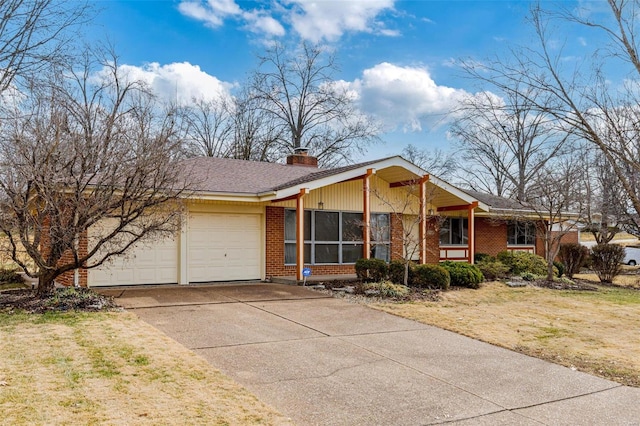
[0,287,119,313]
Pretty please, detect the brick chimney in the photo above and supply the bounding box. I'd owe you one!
[286,147,318,167]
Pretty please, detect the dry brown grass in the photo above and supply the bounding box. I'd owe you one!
[574,270,640,288]
[0,311,292,425]
[579,232,640,244]
[373,281,640,387]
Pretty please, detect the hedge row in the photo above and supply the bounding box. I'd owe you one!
[355,259,485,290]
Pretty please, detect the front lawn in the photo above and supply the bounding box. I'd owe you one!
[372,281,640,387]
[0,311,292,425]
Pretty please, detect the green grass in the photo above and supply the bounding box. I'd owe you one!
[0,282,28,291]
[560,286,640,305]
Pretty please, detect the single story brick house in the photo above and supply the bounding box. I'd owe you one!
[68,152,578,287]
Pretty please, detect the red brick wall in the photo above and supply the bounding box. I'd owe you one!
[265,206,403,277]
[266,206,287,277]
[390,213,404,261]
[474,217,579,260]
[474,217,508,257]
[425,217,440,263]
[40,216,89,287]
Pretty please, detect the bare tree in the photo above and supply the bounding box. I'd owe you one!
[579,145,628,244]
[0,0,89,93]
[401,144,456,180]
[0,49,189,295]
[179,97,234,158]
[370,183,443,285]
[515,159,584,281]
[229,87,283,162]
[462,1,640,235]
[450,84,571,201]
[251,42,379,167]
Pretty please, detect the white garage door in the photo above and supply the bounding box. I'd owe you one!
[88,236,178,287]
[188,213,261,282]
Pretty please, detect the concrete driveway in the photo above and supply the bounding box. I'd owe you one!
[101,283,640,425]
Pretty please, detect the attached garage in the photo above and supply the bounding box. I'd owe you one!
[88,235,179,287]
[188,212,262,282]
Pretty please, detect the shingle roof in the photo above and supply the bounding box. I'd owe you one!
[180,156,395,195]
[270,158,393,191]
[461,189,534,211]
[181,157,320,194]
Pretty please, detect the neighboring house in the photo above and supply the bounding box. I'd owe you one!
[59,151,579,287]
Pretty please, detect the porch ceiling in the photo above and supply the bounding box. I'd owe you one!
[375,166,420,185]
[376,166,489,213]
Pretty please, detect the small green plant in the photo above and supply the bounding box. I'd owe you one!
[440,261,484,289]
[591,244,625,283]
[411,264,450,290]
[0,268,25,284]
[553,261,565,278]
[558,243,589,278]
[474,252,493,263]
[367,281,411,298]
[497,251,548,276]
[354,258,388,282]
[522,272,537,281]
[388,260,411,285]
[476,258,509,281]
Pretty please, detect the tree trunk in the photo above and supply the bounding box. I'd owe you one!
[36,272,56,296]
[404,261,410,286]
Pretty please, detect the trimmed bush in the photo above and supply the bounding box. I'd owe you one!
[440,261,484,289]
[558,243,589,278]
[411,264,450,290]
[355,258,388,283]
[388,260,412,285]
[497,251,548,276]
[474,252,493,263]
[476,258,510,281]
[591,244,625,283]
[553,261,565,278]
[363,281,410,298]
[0,268,24,284]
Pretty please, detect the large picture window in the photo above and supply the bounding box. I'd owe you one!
[284,210,390,264]
[439,217,468,245]
[508,222,536,245]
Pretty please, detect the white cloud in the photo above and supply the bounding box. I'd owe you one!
[288,0,396,42]
[178,2,225,27]
[112,62,234,105]
[346,62,468,132]
[243,10,286,36]
[178,0,396,41]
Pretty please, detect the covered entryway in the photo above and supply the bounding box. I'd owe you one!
[88,236,178,287]
[187,212,261,283]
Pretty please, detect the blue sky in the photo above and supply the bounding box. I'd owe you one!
[91,1,602,161]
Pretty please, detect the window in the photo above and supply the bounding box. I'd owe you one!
[370,213,390,262]
[284,210,390,264]
[508,222,536,245]
[439,217,468,245]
